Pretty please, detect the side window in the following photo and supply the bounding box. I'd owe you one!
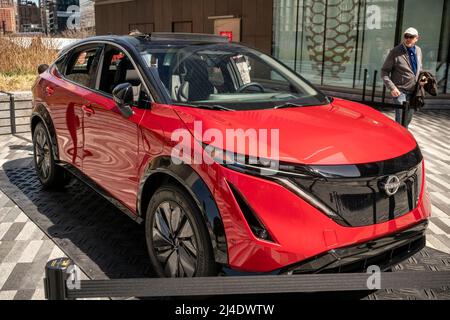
[98,45,150,106]
[54,55,66,75]
[64,46,101,88]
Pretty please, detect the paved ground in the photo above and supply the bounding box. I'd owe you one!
[410,111,450,252]
[0,110,449,300]
[0,134,89,300]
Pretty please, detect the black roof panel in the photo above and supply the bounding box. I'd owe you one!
[58,33,231,56]
[145,32,229,43]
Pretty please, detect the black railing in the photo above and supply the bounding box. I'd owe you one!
[361,68,389,105]
[0,90,16,135]
[371,70,378,103]
[44,258,450,300]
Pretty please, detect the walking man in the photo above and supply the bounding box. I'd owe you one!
[381,27,426,128]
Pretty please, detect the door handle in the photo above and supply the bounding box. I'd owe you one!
[82,105,95,116]
[45,86,55,96]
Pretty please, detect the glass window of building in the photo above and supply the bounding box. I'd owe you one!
[273,0,450,95]
[273,0,300,70]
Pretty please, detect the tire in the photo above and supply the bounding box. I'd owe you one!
[33,122,70,188]
[145,184,217,278]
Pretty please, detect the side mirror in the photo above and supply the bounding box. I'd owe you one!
[112,83,134,118]
[38,64,49,74]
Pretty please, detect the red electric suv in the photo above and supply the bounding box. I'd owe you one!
[31,33,430,277]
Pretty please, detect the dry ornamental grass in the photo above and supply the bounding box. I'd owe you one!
[0,37,59,91]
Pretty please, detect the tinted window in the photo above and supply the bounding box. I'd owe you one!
[98,44,149,105]
[54,55,66,74]
[64,46,101,88]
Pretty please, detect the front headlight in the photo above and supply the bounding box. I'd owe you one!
[202,143,344,223]
[202,143,322,178]
[202,143,282,177]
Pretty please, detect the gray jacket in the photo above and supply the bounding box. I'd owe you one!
[381,44,423,93]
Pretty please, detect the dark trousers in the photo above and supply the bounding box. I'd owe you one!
[393,92,414,128]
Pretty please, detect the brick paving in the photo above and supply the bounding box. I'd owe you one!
[0,134,89,300]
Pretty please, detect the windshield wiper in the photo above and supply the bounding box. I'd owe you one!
[176,103,235,111]
[196,104,236,111]
[273,102,325,109]
[273,103,303,109]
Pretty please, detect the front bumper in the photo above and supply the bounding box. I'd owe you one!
[280,220,428,274]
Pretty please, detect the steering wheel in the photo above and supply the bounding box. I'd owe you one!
[236,82,265,93]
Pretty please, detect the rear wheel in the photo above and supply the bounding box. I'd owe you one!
[33,122,69,188]
[145,184,217,277]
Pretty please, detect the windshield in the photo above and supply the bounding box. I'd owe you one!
[137,41,329,110]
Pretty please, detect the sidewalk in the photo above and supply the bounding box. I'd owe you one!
[0,134,89,300]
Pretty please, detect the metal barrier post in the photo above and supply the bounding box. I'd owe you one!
[44,258,74,300]
[9,93,16,135]
[362,69,368,101]
[371,70,378,102]
[0,91,16,135]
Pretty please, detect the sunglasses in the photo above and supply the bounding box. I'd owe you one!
[404,34,417,39]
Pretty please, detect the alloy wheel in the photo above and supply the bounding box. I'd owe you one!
[152,201,198,277]
[34,128,51,180]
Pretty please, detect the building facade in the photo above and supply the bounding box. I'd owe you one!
[79,0,94,30]
[94,0,273,54]
[17,0,42,32]
[39,0,52,34]
[54,0,79,31]
[94,0,450,98]
[0,0,16,33]
[40,0,81,34]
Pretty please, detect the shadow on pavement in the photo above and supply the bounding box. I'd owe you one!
[0,157,154,280]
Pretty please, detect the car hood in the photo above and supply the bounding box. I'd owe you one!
[172,98,418,165]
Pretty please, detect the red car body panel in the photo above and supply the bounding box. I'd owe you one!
[81,91,145,211]
[38,70,86,168]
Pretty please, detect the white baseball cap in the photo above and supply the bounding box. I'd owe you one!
[404,27,419,36]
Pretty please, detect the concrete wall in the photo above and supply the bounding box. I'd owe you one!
[0,92,32,135]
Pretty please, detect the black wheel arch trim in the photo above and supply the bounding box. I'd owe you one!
[137,156,228,265]
[31,104,59,161]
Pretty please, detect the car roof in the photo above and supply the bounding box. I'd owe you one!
[58,33,231,57]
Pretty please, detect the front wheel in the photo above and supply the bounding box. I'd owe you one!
[145,184,217,278]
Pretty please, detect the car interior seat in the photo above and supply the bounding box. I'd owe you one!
[178,57,215,101]
[67,54,95,87]
[124,69,142,102]
[111,58,142,101]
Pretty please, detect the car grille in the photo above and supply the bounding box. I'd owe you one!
[289,147,423,227]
